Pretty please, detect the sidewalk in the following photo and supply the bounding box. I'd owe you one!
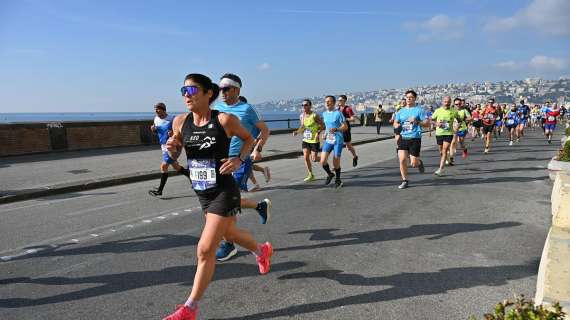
[0,126,394,204]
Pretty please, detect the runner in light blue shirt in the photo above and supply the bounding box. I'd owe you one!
[320,95,348,189]
[393,90,429,189]
[148,102,189,197]
[212,73,272,263]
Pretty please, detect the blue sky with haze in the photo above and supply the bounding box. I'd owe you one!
[0,0,569,112]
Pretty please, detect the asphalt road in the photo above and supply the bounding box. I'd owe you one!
[0,129,559,319]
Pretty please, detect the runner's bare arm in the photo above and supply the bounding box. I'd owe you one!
[165,114,187,158]
[316,114,325,133]
[251,121,269,161]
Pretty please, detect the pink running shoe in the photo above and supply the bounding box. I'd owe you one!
[256,242,273,275]
[162,305,197,320]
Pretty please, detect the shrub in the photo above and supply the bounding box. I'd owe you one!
[565,126,570,137]
[559,140,570,162]
[468,295,565,320]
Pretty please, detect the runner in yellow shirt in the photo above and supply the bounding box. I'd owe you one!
[431,96,459,177]
[294,99,324,182]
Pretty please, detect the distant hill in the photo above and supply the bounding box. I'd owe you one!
[253,77,570,113]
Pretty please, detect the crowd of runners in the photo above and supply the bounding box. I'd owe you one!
[145,72,566,320]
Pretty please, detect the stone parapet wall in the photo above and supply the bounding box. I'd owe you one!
[0,121,158,157]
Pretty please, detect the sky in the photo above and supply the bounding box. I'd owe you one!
[0,0,569,113]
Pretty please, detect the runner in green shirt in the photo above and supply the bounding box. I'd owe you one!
[431,96,459,176]
[293,99,324,182]
[450,98,471,162]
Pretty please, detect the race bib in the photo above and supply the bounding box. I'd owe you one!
[188,159,217,191]
[548,116,556,121]
[473,117,480,121]
[506,119,514,125]
[486,114,495,120]
[402,121,413,133]
[303,129,313,140]
[326,133,336,144]
[440,121,450,130]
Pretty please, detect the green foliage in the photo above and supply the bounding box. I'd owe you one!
[468,295,566,320]
[560,140,570,162]
[565,126,570,137]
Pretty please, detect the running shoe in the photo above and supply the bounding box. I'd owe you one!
[548,139,552,144]
[325,173,335,185]
[434,169,443,177]
[418,160,425,173]
[162,305,197,320]
[353,156,358,167]
[148,189,162,197]
[448,157,454,166]
[334,180,343,189]
[509,140,513,146]
[484,148,489,154]
[256,242,273,275]
[250,184,261,192]
[398,180,409,189]
[216,241,238,262]
[303,173,316,182]
[256,199,271,225]
[462,149,468,159]
[263,167,271,183]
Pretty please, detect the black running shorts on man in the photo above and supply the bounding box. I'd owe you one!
[302,141,319,153]
[397,138,421,157]
[482,125,495,135]
[436,135,453,145]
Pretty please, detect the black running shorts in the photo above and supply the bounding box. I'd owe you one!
[397,138,421,157]
[436,135,453,145]
[302,141,319,152]
[482,124,495,135]
[343,127,352,143]
[196,182,241,217]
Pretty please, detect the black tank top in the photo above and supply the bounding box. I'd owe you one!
[181,110,234,192]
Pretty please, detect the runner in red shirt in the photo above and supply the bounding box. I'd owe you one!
[544,104,560,144]
[481,98,497,154]
[470,104,482,140]
[337,95,359,167]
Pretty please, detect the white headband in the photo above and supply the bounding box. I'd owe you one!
[219,78,241,89]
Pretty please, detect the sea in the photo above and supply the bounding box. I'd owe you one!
[0,111,301,130]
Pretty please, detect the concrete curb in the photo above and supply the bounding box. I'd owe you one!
[535,172,570,317]
[0,134,395,204]
[548,157,570,181]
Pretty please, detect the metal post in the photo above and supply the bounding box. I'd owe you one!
[287,119,290,129]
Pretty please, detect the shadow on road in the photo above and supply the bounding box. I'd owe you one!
[212,260,538,320]
[0,261,306,308]
[10,234,200,261]
[278,222,522,252]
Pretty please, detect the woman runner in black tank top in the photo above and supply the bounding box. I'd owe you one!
[181,109,236,194]
[161,73,274,320]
